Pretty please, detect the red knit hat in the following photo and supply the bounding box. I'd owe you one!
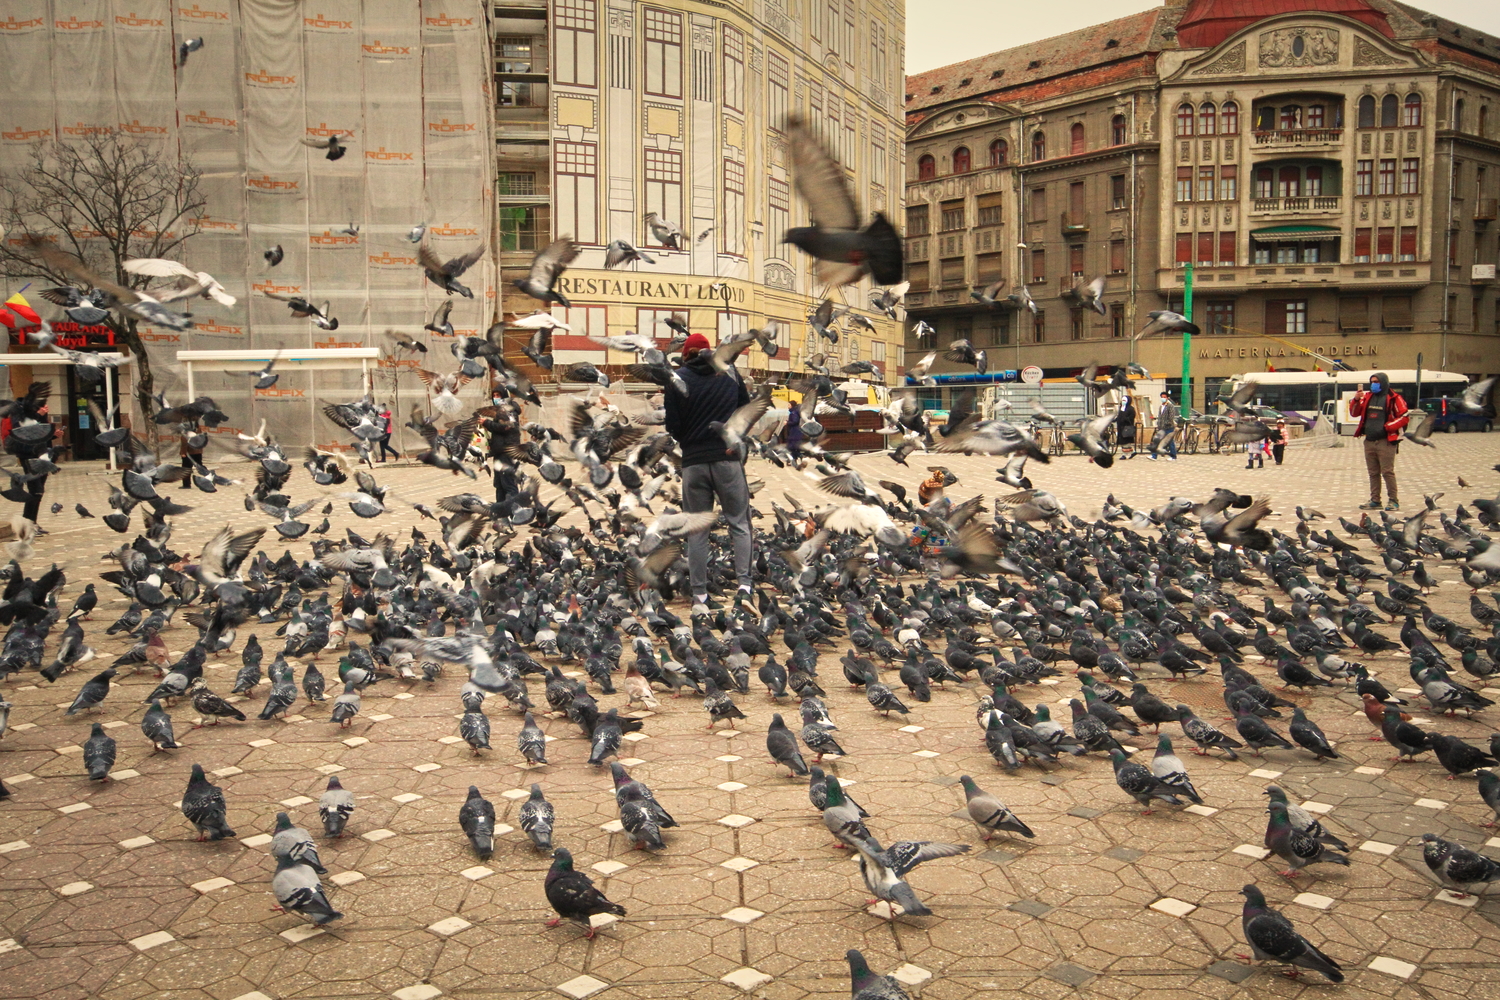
[681,333,710,356]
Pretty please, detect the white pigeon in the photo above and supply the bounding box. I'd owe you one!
[122,258,236,305]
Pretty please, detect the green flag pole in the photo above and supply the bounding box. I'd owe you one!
[1181,262,1193,418]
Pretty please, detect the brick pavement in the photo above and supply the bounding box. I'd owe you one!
[1,433,1499,1000]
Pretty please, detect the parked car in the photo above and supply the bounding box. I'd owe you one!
[1419,397,1493,433]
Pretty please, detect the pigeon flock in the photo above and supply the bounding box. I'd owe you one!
[3,105,1500,998]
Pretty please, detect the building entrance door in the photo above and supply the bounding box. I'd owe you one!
[66,365,116,461]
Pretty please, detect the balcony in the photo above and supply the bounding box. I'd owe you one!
[1156,260,1429,292]
[1476,198,1498,223]
[1251,195,1341,215]
[1060,211,1088,235]
[1252,128,1344,148]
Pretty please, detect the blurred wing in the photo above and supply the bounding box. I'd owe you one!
[785,115,859,230]
[122,258,194,279]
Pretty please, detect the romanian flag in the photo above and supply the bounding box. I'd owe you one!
[1265,358,1276,372]
[0,292,41,329]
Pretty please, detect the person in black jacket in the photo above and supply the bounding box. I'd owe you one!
[483,395,522,503]
[662,332,752,605]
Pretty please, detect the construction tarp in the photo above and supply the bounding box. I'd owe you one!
[0,0,496,451]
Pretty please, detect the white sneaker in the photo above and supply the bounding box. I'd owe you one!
[1166,456,1176,461]
[1146,454,1157,461]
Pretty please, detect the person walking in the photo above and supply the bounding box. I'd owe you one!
[178,419,204,489]
[376,407,399,463]
[783,404,803,461]
[1147,392,1178,461]
[1245,434,1266,469]
[663,332,753,607]
[1269,419,1289,466]
[1114,393,1138,459]
[20,402,53,521]
[1349,371,1408,510]
[482,394,522,504]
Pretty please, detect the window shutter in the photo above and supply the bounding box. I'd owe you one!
[1218,231,1236,265]
[1377,227,1394,257]
[1383,295,1413,328]
[1175,233,1191,263]
[1354,228,1371,257]
[1265,300,1288,335]
[1338,297,1368,331]
[1399,227,1417,257]
[1197,232,1214,263]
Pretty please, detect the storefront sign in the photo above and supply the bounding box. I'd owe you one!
[1198,344,1377,360]
[552,276,747,302]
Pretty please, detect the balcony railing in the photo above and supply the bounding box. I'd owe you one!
[1476,198,1499,222]
[1060,211,1088,233]
[1252,128,1344,146]
[1251,195,1341,213]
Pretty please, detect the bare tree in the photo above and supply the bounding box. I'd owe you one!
[0,133,205,432]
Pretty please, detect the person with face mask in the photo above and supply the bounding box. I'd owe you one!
[1348,371,1408,510]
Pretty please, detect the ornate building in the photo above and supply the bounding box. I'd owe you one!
[494,0,907,385]
[902,0,1500,405]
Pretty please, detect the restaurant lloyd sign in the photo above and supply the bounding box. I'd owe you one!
[1197,343,1379,360]
[550,276,746,302]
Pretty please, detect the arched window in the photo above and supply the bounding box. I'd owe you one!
[1199,102,1216,136]
[1278,165,1301,198]
[1254,166,1274,198]
[1111,114,1126,145]
[1220,101,1239,135]
[1176,103,1194,136]
[1455,98,1466,132]
[1069,122,1085,155]
[1380,94,1398,128]
[1031,130,1046,161]
[917,154,935,180]
[989,138,1008,166]
[1279,105,1300,130]
[1402,92,1422,127]
[952,146,970,173]
[1357,95,1375,128]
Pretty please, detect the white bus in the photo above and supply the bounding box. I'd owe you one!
[1224,369,1473,435]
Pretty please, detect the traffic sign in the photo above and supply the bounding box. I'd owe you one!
[1020,365,1043,384]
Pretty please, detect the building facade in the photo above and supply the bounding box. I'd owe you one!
[493,0,907,386]
[902,0,1500,407]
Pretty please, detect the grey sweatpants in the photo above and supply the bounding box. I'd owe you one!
[681,459,753,595]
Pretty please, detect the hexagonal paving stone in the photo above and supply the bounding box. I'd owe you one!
[715,754,742,762]
[0,940,20,956]
[460,866,494,881]
[280,795,314,807]
[897,725,925,733]
[0,841,29,853]
[392,987,442,1000]
[1232,844,1271,860]
[212,766,243,777]
[119,836,154,849]
[57,882,92,897]
[1436,890,1479,907]
[315,763,345,774]
[1183,804,1218,816]
[112,769,140,779]
[393,793,424,804]
[1247,768,1283,779]
[241,834,273,848]
[428,916,472,936]
[330,871,365,886]
[129,931,174,951]
[617,757,645,766]
[1300,801,1333,814]
[912,749,940,758]
[1414,798,1448,809]
[717,781,747,792]
[555,976,609,999]
[720,857,759,872]
[720,968,772,992]
[1206,960,1254,983]
[717,814,755,828]
[343,736,368,747]
[247,739,276,748]
[280,924,325,943]
[720,907,764,924]
[592,860,628,876]
[191,877,234,894]
[438,735,464,745]
[1354,765,1385,775]
[501,788,531,800]
[362,828,397,842]
[1358,840,1399,855]
[57,802,92,815]
[368,713,394,722]
[600,820,625,833]
[1044,963,1095,987]
[413,762,442,773]
[1368,956,1418,979]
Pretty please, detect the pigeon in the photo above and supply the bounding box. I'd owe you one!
[643,212,683,249]
[264,244,284,266]
[518,711,547,765]
[458,785,496,859]
[300,133,351,160]
[1421,832,1500,895]
[460,708,492,754]
[846,949,912,1000]
[782,116,903,286]
[177,36,203,67]
[1239,884,1344,982]
[181,763,235,841]
[514,237,578,305]
[1287,707,1339,760]
[65,667,115,715]
[271,812,327,875]
[1479,770,1500,827]
[604,239,656,268]
[958,774,1034,840]
[767,713,810,776]
[1381,703,1433,761]
[318,775,356,837]
[191,685,246,726]
[1235,707,1294,756]
[272,855,342,924]
[545,847,625,938]
[1265,800,1349,877]
[83,722,116,781]
[142,700,180,750]
[856,838,970,919]
[519,784,554,850]
[1149,736,1203,804]
[809,765,867,814]
[1430,734,1498,779]
[1110,748,1184,814]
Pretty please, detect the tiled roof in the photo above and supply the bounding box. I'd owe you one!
[903,8,1174,116]
[1174,0,1394,48]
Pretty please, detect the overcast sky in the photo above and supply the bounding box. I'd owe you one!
[906,0,1500,74]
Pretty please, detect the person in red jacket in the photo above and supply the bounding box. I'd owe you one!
[1347,371,1408,511]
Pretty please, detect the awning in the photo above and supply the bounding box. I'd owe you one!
[1251,225,1341,243]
